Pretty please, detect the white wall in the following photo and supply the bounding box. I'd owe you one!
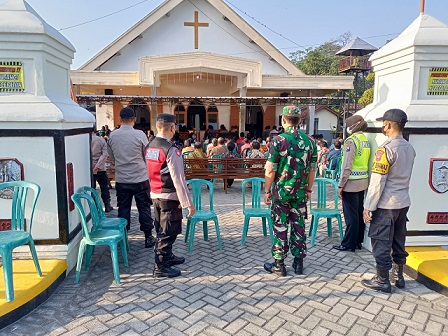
[96,103,115,130]
[0,137,59,240]
[100,0,288,75]
[316,109,338,132]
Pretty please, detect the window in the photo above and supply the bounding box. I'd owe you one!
[174,103,186,127]
[207,105,219,130]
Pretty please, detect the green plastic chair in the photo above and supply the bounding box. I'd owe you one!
[324,155,341,180]
[0,181,41,302]
[184,179,222,253]
[182,150,194,159]
[308,178,343,247]
[71,193,128,284]
[79,186,129,251]
[241,178,274,246]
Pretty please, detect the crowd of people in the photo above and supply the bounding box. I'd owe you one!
[91,106,415,293]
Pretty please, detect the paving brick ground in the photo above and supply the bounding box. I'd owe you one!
[3,181,448,335]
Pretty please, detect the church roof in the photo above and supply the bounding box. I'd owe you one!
[79,0,303,75]
[335,37,377,56]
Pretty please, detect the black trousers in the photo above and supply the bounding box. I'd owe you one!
[369,207,409,271]
[152,198,183,264]
[93,171,111,204]
[341,190,365,249]
[116,180,153,233]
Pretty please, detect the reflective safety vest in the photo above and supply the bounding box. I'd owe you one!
[145,137,176,193]
[342,133,370,180]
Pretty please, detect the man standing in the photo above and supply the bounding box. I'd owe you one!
[91,130,113,213]
[145,113,195,278]
[107,107,155,248]
[263,106,317,276]
[333,115,370,252]
[362,109,415,293]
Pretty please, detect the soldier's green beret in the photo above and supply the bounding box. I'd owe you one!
[282,106,301,117]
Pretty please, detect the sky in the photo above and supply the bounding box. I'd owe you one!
[23,0,448,70]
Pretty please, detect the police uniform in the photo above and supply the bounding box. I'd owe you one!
[362,109,416,292]
[334,119,371,252]
[264,106,317,276]
[107,108,155,247]
[145,113,193,278]
[91,132,112,212]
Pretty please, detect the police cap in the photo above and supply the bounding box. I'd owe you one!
[376,109,408,124]
[156,113,176,123]
[120,107,135,119]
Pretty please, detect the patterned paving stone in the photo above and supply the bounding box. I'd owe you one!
[2,181,448,335]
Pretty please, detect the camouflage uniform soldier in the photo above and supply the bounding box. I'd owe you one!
[263,106,317,276]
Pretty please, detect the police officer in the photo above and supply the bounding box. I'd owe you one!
[362,109,415,293]
[145,113,195,278]
[91,130,113,212]
[333,115,370,252]
[263,106,317,276]
[107,107,155,248]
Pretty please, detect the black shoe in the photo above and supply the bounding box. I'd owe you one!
[145,235,157,248]
[356,243,362,250]
[292,257,304,275]
[153,264,181,278]
[264,260,286,277]
[361,267,392,293]
[104,202,113,213]
[391,263,405,289]
[169,254,185,266]
[332,244,355,252]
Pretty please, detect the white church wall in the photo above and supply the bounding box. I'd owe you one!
[96,103,114,130]
[219,106,230,130]
[100,0,288,75]
[316,109,338,142]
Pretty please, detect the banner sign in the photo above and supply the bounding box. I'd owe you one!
[427,67,448,96]
[0,61,25,92]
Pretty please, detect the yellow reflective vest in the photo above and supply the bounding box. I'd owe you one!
[342,133,371,180]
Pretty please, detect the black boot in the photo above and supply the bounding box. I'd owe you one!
[391,263,405,289]
[145,233,157,248]
[169,254,185,266]
[361,267,392,293]
[264,259,286,277]
[104,200,113,213]
[292,257,304,275]
[153,262,181,278]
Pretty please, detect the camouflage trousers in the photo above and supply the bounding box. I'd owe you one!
[271,198,307,260]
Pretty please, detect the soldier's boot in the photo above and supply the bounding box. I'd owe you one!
[264,259,286,277]
[292,257,304,275]
[361,267,392,293]
[153,262,181,278]
[391,263,405,289]
[145,232,157,248]
[104,199,113,213]
[169,253,185,266]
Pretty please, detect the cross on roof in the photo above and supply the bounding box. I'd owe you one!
[184,11,209,49]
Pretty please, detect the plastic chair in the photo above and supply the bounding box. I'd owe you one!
[308,178,343,247]
[79,186,129,251]
[182,150,194,159]
[241,178,274,246]
[71,193,128,284]
[324,155,341,180]
[0,181,41,302]
[184,179,222,252]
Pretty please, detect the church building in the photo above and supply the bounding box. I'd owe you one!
[71,0,353,137]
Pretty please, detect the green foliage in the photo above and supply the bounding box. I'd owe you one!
[366,72,375,82]
[289,32,352,76]
[359,87,374,106]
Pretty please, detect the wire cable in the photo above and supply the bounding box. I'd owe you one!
[58,0,150,31]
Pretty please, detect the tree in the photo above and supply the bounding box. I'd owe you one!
[358,72,375,106]
[289,32,352,76]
